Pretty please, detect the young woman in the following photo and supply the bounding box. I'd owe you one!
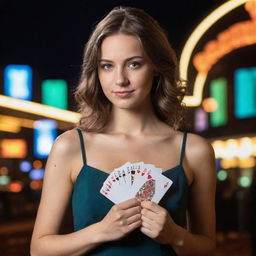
[31,6,216,256]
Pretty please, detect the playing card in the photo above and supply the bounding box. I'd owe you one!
[100,162,173,204]
[130,165,172,203]
[100,162,132,203]
[130,161,145,185]
[100,171,121,204]
[145,163,162,173]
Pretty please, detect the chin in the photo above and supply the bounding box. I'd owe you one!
[115,102,143,111]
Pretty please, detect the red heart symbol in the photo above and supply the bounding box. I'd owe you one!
[137,170,140,173]
[148,175,152,179]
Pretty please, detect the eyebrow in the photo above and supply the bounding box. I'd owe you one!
[98,56,144,62]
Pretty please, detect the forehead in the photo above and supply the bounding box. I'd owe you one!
[99,33,145,59]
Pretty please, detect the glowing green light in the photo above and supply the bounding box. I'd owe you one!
[217,170,227,181]
[238,176,252,188]
[42,80,67,109]
[210,78,228,127]
[0,175,11,185]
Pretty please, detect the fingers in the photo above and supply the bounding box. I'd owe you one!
[140,226,155,238]
[140,215,159,239]
[141,215,153,230]
[127,219,142,232]
[141,200,161,213]
[126,213,141,225]
[114,199,141,219]
[123,205,141,218]
[118,198,141,210]
[141,207,156,221]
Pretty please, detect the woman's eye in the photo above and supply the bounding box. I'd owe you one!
[129,62,141,68]
[101,64,112,70]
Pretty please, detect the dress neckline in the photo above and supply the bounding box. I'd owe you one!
[73,163,188,187]
[83,163,182,176]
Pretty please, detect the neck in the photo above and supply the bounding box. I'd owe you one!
[105,102,160,136]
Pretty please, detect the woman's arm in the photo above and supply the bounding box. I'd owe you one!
[30,129,142,256]
[168,134,216,255]
[30,130,104,256]
[140,133,216,256]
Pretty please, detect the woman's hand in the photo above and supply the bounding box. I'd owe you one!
[140,200,177,244]
[98,198,142,242]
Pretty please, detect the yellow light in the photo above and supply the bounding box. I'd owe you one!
[220,158,239,169]
[245,0,256,20]
[0,139,27,158]
[238,137,253,158]
[0,94,80,123]
[202,98,218,112]
[180,0,249,79]
[0,114,36,133]
[180,0,251,106]
[238,157,255,168]
[220,159,230,169]
[224,139,239,158]
[183,73,207,105]
[193,21,256,74]
[212,140,225,158]
[0,122,20,133]
[212,137,256,160]
[252,137,256,156]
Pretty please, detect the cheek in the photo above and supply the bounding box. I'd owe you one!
[133,71,154,91]
[98,71,111,92]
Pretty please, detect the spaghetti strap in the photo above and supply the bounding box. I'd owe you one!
[76,128,87,165]
[179,132,187,165]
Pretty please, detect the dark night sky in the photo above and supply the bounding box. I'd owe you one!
[0,0,225,109]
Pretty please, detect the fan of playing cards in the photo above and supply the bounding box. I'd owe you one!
[100,162,173,204]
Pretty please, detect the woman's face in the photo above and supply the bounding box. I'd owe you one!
[97,33,155,110]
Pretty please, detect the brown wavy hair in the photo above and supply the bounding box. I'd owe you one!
[74,6,187,132]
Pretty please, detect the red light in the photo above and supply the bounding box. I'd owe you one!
[9,181,23,192]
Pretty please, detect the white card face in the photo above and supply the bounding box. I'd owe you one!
[100,172,121,204]
[130,165,172,203]
[144,163,162,173]
[100,162,173,204]
[130,161,144,185]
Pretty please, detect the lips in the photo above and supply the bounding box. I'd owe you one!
[113,90,134,98]
[114,90,134,93]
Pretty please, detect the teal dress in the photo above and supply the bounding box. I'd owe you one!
[72,128,188,256]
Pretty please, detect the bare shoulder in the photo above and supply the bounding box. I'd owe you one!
[185,132,216,176]
[51,128,80,155]
[186,133,215,160]
[47,128,81,172]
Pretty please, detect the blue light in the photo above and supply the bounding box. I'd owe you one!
[20,161,32,172]
[4,65,32,100]
[34,119,57,158]
[234,67,256,119]
[29,169,45,180]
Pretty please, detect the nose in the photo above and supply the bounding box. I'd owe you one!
[115,67,129,86]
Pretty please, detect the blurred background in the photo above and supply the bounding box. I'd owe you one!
[0,0,255,255]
